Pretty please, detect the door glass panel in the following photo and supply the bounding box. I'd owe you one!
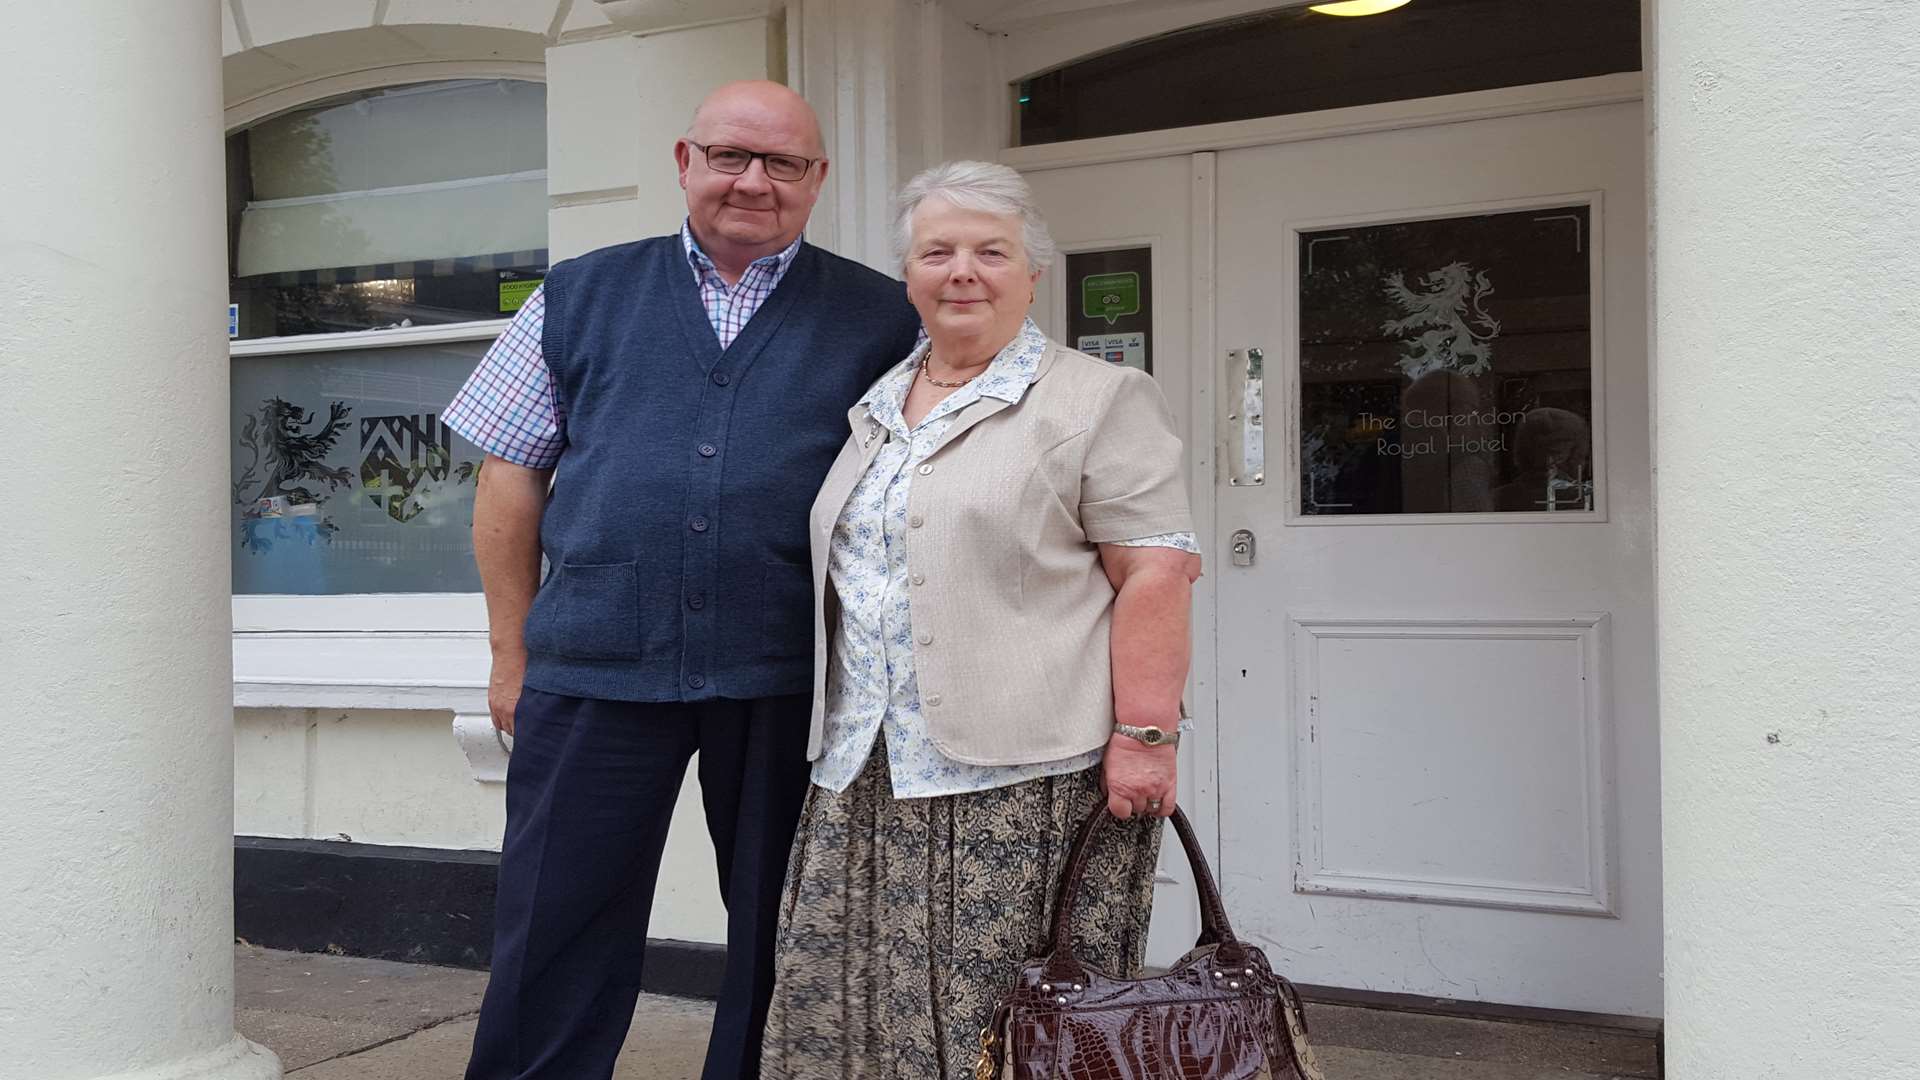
[1065,247,1153,373]
[1298,205,1593,515]
[231,341,489,593]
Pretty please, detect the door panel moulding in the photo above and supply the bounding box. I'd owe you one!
[1290,615,1618,917]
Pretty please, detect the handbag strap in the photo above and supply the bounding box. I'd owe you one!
[1041,801,1248,984]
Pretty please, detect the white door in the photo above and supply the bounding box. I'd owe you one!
[1023,155,1210,965]
[1213,101,1658,1016]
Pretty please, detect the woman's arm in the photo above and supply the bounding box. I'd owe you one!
[1097,543,1202,818]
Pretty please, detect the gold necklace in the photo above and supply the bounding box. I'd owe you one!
[920,352,978,388]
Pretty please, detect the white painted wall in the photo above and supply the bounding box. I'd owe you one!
[547,16,788,258]
[1653,0,1920,1074]
[3,3,280,1078]
[234,709,729,942]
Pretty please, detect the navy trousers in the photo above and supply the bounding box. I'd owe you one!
[465,688,813,1080]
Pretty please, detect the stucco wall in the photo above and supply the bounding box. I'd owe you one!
[235,709,728,942]
[1653,0,1920,1074]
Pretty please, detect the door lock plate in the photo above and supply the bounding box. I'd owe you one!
[1230,529,1256,567]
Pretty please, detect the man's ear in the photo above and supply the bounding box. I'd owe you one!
[674,139,693,189]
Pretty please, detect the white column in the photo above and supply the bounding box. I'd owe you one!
[0,3,279,1079]
[1653,3,1920,1077]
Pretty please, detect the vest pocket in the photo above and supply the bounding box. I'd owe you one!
[524,560,644,661]
[761,559,813,658]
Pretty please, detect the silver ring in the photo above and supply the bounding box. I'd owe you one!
[1146,799,1162,810]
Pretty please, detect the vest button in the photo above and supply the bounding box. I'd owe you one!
[712,372,731,386]
[916,631,933,646]
[917,463,933,476]
[690,516,709,532]
[925,694,942,707]
[687,592,705,610]
[908,514,924,528]
[688,673,707,689]
[911,573,925,586]
[698,443,717,458]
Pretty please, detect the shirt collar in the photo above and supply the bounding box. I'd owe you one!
[680,219,804,281]
[858,318,1050,434]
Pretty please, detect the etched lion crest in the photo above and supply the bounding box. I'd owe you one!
[232,398,354,550]
[1380,261,1501,380]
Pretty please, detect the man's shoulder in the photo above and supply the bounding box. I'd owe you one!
[549,236,676,281]
[799,244,906,295]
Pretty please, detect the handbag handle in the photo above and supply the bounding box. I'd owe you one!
[1040,801,1249,985]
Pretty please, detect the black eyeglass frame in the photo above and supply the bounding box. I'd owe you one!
[686,140,822,183]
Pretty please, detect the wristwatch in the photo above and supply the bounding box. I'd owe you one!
[1113,722,1180,747]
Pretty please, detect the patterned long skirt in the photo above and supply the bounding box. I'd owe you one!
[760,746,1162,1080]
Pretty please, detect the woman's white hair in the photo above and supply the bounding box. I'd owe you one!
[893,160,1057,274]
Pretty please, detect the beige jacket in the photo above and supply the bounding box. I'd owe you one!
[806,338,1193,766]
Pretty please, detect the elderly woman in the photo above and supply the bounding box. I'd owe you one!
[760,161,1199,1080]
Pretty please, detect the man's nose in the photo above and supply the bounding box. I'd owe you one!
[733,158,774,193]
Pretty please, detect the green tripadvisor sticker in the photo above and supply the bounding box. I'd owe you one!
[1081,272,1140,325]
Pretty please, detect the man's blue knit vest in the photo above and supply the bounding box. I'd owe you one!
[523,236,921,702]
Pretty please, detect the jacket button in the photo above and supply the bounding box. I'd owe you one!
[925,694,942,707]
[916,631,933,645]
[687,592,705,610]
[712,372,730,386]
[698,443,717,458]
[908,515,924,528]
[690,516,709,532]
[917,463,933,476]
[687,673,706,689]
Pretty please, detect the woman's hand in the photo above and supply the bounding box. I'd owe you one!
[1102,731,1177,818]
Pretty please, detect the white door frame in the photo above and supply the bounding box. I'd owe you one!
[1003,70,1648,916]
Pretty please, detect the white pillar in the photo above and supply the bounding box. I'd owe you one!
[0,3,279,1078]
[1653,3,1920,1077]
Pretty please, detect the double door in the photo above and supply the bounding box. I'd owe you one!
[1025,100,1658,1016]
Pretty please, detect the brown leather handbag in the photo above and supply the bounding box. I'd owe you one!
[975,803,1325,1080]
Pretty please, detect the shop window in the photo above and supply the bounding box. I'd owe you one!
[227,80,548,339]
[231,340,492,594]
[227,79,546,597]
[1014,0,1640,146]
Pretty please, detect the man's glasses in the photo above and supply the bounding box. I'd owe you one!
[688,141,819,183]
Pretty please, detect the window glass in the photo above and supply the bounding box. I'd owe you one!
[227,80,548,339]
[230,342,489,593]
[1065,248,1153,373]
[1015,0,1639,147]
[1298,205,1594,515]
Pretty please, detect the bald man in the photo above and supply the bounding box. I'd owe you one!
[444,81,921,1080]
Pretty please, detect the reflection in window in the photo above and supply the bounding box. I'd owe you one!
[226,80,548,339]
[1298,206,1593,515]
[231,342,490,593]
[1015,0,1639,147]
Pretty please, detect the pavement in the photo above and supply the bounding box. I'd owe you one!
[235,942,1661,1078]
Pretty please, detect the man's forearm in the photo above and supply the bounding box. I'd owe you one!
[472,457,551,657]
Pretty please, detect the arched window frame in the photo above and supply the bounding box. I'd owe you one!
[227,64,546,722]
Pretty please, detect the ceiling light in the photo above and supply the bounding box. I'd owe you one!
[1309,0,1413,15]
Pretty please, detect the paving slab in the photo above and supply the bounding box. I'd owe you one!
[282,996,713,1078]
[237,944,1660,1078]
[234,942,487,1070]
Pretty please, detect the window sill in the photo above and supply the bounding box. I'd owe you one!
[230,319,509,357]
[233,629,509,783]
